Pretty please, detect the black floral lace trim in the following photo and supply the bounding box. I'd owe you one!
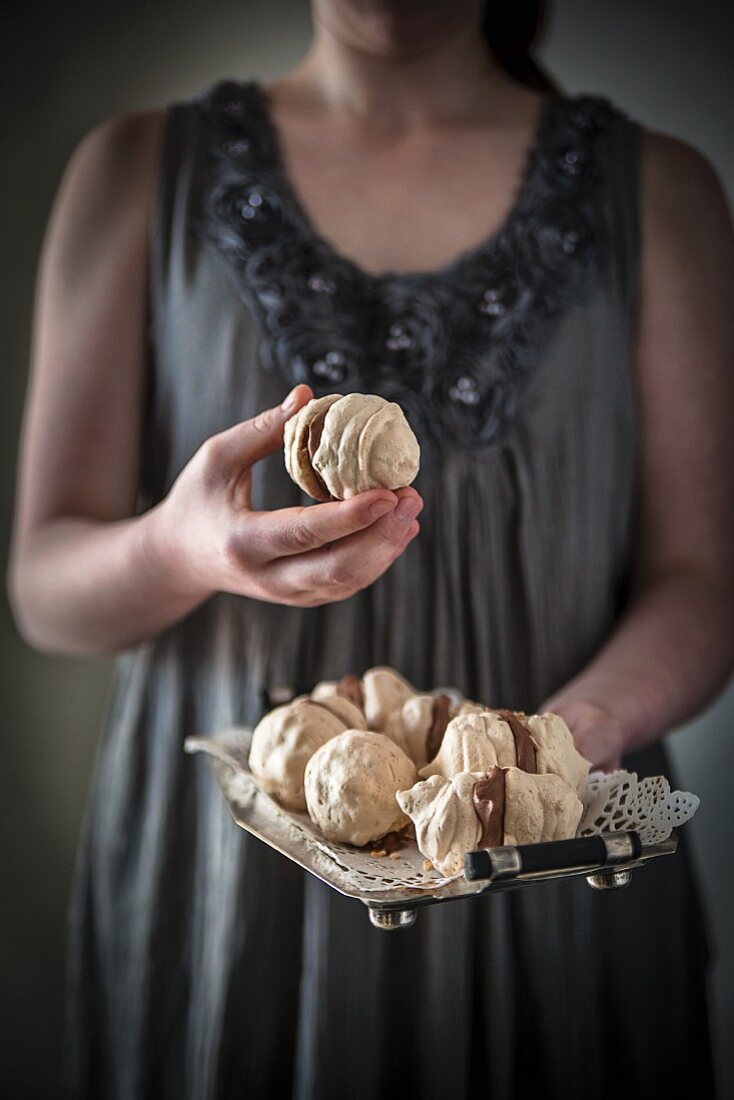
[195,80,615,448]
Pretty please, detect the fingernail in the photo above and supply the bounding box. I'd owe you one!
[369,498,396,519]
[281,387,300,413]
[395,497,421,521]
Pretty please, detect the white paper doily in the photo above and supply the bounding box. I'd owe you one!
[578,769,699,846]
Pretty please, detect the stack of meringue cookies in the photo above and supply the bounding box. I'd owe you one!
[249,667,591,878]
[284,392,421,501]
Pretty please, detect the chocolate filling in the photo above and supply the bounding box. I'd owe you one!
[472,766,507,848]
[336,674,364,711]
[425,694,451,762]
[492,709,537,773]
[304,406,333,501]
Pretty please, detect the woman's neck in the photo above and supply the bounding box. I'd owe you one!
[278,19,523,130]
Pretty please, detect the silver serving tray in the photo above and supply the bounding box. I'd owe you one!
[185,735,678,930]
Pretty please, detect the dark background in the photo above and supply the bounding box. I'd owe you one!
[2,1,732,1095]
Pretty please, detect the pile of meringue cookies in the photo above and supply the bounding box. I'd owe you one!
[249,667,591,878]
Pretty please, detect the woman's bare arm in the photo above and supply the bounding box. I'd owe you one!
[544,133,734,767]
[8,114,422,657]
[9,111,165,653]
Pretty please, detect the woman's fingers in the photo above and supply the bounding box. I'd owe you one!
[262,488,423,601]
[544,699,626,770]
[246,487,421,560]
[245,489,402,560]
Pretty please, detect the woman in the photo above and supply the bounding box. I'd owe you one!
[9,0,733,1097]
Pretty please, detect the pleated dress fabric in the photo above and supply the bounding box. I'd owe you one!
[66,83,714,1100]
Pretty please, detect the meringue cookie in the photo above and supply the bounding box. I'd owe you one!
[384,693,454,768]
[398,766,583,875]
[523,713,590,797]
[248,699,346,811]
[419,713,506,779]
[313,667,416,736]
[311,680,337,700]
[283,394,341,502]
[420,710,591,796]
[311,674,366,718]
[455,699,486,717]
[396,773,482,877]
[284,393,420,501]
[502,768,584,846]
[298,690,367,731]
[362,666,416,731]
[304,730,416,846]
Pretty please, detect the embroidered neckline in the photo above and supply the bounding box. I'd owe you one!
[250,82,559,284]
[195,80,615,449]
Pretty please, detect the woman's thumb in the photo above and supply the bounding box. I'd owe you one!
[209,385,312,471]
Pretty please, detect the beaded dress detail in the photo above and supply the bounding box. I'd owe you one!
[198,81,612,446]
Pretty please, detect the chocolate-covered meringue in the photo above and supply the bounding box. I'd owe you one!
[499,767,583,846]
[283,394,341,501]
[384,693,454,767]
[523,713,590,797]
[398,766,583,875]
[419,713,504,779]
[420,710,590,795]
[396,773,482,877]
[311,675,362,706]
[455,699,486,717]
[306,684,367,730]
[284,393,420,501]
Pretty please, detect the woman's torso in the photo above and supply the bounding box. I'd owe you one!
[70,83,711,1100]
[143,80,640,717]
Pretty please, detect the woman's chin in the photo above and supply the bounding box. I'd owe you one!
[313,0,482,60]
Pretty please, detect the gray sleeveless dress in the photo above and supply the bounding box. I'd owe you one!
[66,83,714,1099]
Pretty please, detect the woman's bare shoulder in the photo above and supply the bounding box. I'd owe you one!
[46,109,166,280]
[72,109,165,169]
[640,129,730,230]
[62,108,164,208]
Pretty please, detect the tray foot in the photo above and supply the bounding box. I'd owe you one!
[368,908,417,930]
[586,869,632,890]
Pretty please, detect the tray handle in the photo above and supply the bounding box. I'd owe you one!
[464,831,642,882]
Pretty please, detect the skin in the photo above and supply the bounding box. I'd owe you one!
[9,1,734,769]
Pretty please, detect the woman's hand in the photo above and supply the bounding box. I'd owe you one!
[149,384,423,608]
[542,699,626,772]
[10,115,421,655]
